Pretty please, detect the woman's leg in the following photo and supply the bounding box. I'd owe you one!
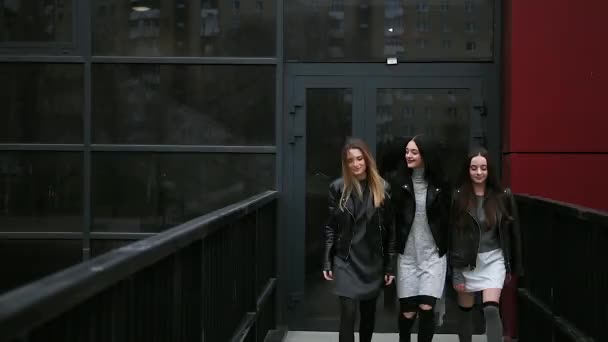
[500,275,518,340]
[417,296,438,342]
[456,292,475,342]
[358,297,378,342]
[338,297,357,342]
[398,297,418,342]
[482,288,503,342]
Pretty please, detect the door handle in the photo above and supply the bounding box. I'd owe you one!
[288,103,304,145]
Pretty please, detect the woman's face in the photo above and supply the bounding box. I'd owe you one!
[346,148,367,179]
[469,155,488,185]
[405,140,424,169]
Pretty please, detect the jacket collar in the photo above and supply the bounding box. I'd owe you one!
[401,176,442,209]
[342,188,375,222]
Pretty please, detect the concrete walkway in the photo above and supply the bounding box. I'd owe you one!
[284,331,487,342]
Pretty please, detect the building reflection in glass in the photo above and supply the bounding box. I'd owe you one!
[0,0,72,42]
[286,0,493,61]
[93,0,275,56]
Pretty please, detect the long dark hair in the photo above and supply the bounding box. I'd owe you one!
[398,135,446,187]
[454,146,509,231]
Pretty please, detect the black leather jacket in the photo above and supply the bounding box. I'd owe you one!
[449,188,524,276]
[322,178,397,275]
[391,173,450,256]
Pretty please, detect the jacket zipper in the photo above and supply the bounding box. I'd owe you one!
[342,197,355,260]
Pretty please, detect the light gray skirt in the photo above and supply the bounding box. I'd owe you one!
[462,248,506,292]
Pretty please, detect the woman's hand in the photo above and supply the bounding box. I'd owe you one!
[384,274,395,286]
[453,283,466,293]
[322,270,334,281]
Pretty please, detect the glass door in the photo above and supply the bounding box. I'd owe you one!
[364,77,486,333]
[284,77,365,330]
[284,74,488,333]
[365,77,485,186]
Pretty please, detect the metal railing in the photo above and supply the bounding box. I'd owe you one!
[0,191,278,342]
[516,194,607,342]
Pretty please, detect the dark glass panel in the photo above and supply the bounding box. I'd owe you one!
[376,88,471,185]
[92,153,274,232]
[0,64,83,143]
[92,64,274,145]
[0,152,83,232]
[92,0,275,56]
[304,88,352,328]
[0,239,82,294]
[286,0,493,61]
[0,1,72,42]
[90,239,132,257]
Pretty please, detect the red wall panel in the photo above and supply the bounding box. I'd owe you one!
[505,1,608,153]
[506,154,608,212]
[504,0,608,211]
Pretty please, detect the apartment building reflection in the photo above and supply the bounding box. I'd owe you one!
[93,0,275,56]
[287,0,492,60]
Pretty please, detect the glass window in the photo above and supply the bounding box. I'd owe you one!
[0,1,72,43]
[92,0,275,57]
[91,240,132,257]
[0,64,83,144]
[0,239,82,293]
[92,153,275,233]
[286,0,494,61]
[92,64,275,145]
[375,88,471,184]
[0,152,83,233]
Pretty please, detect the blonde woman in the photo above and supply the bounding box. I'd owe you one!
[322,137,396,342]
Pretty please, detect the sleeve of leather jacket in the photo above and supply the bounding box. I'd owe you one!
[323,185,338,271]
[506,188,524,276]
[440,183,452,253]
[447,190,458,274]
[452,267,466,286]
[383,182,397,276]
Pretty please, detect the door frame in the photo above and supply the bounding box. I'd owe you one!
[280,63,500,329]
[362,76,485,156]
[283,75,364,328]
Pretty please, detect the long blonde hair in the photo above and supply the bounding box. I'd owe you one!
[339,138,386,209]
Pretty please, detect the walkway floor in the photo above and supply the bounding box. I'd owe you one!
[284,331,487,341]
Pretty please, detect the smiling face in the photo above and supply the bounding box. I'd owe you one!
[469,154,488,185]
[405,140,424,169]
[346,148,367,179]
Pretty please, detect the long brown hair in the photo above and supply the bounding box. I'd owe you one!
[454,147,509,231]
[339,138,386,209]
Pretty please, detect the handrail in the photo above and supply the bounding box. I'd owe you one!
[515,193,605,342]
[516,194,607,225]
[0,190,278,340]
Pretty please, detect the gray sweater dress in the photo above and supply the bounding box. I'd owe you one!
[333,181,384,300]
[396,168,447,299]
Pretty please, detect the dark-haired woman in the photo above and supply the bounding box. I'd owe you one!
[322,138,396,342]
[449,147,523,342]
[391,135,450,342]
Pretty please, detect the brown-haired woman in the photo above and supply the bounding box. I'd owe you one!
[322,137,397,342]
[449,146,523,342]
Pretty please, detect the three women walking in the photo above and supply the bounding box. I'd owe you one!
[322,137,523,342]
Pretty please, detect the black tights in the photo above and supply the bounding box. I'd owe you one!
[339,296,377,342]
